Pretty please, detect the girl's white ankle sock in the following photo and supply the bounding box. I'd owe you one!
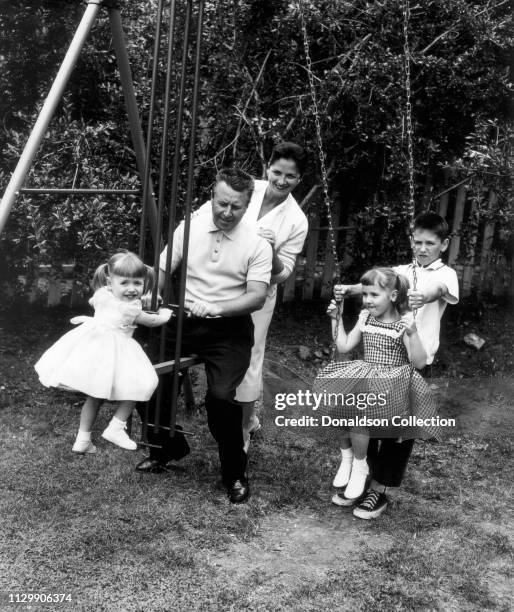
[344,457,369,499]
[332,448,354,488]
[352,457,369,472]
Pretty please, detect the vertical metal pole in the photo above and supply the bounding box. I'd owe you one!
[161,0,193,310]
[0,1,101,235]
[169,0,205,436]
[109,8,160,247]
[153,0,193,434]
[139,0,166,259]
[151,0,179,309]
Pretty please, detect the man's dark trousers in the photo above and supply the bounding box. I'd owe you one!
[138,315,254,484]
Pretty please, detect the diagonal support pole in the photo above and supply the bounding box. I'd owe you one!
[0,1,101,235]
[109,7,159,246]
[0,0,159,244]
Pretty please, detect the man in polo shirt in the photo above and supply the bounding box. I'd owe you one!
[136,168,272,504]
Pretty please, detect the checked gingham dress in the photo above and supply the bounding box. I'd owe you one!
[313,309,440,440]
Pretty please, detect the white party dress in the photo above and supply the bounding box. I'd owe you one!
[35,287,158,401]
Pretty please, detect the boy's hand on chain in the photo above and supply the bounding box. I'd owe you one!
[333,284,351,302]
[407,289,427,310]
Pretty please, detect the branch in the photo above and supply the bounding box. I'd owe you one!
[420,0,510,55]
[420,27,457,55]
[197,51,271,167]
[299,159,336,210]
[232,50,272,159]
[432,174,475,200]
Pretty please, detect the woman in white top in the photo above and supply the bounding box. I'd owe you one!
[237,142,309,446]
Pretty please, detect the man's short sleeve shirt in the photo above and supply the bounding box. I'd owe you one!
[160,213,272,305]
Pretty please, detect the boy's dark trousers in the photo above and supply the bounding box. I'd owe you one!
[367,364,432,487]
[136,314,253,484]
[367,439,415,487]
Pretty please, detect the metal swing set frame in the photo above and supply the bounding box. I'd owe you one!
[0,0,206,445]
[0,0,418,444]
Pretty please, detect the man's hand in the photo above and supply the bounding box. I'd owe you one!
[333,284,352,302]
[407,289,428,310]
[257,228,277,249]
[399,312,417,336]
[188,300,222,318]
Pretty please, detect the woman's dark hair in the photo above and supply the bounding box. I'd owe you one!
[268,141,307,175]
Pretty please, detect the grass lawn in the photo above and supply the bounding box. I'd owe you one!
[0,301,513,611]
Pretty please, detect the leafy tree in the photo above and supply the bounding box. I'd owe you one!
[0,0,512,292]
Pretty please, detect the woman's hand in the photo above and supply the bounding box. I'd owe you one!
[399,312,417,336]
[257,228,277,249]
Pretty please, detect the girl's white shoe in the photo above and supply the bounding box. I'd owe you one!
[101,422,137,450]
[344,459,369,500]
[72,440,97,454]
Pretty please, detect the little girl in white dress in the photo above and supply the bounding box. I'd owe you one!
[35,251,172,454]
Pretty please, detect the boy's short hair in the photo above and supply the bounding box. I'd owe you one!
[412,212,449,241]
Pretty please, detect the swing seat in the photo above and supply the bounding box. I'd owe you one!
[153,355,201,375]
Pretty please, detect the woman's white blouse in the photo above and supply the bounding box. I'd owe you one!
[195,179,308,285]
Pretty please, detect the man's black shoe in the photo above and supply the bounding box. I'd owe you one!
[227,479,250,504]
[168,424,191,460]
[135,458,167,474]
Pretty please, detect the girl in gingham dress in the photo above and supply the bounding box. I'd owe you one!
[314,267,439,502]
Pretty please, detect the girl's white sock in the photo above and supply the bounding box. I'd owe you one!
[333,448,354,488]
[352,457,369,473]
[76,430,91,443]
[344,457,369,499]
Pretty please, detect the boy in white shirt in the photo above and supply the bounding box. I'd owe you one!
[332,212,459,519]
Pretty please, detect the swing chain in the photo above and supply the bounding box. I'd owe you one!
[298,0,339,280]
[402,0,419,305]
[402,0,415,223]
[298,0,342,354]
[330,299,343,360]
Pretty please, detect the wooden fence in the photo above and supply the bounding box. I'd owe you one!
[11,184,512,307]
[281,184,512,303]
